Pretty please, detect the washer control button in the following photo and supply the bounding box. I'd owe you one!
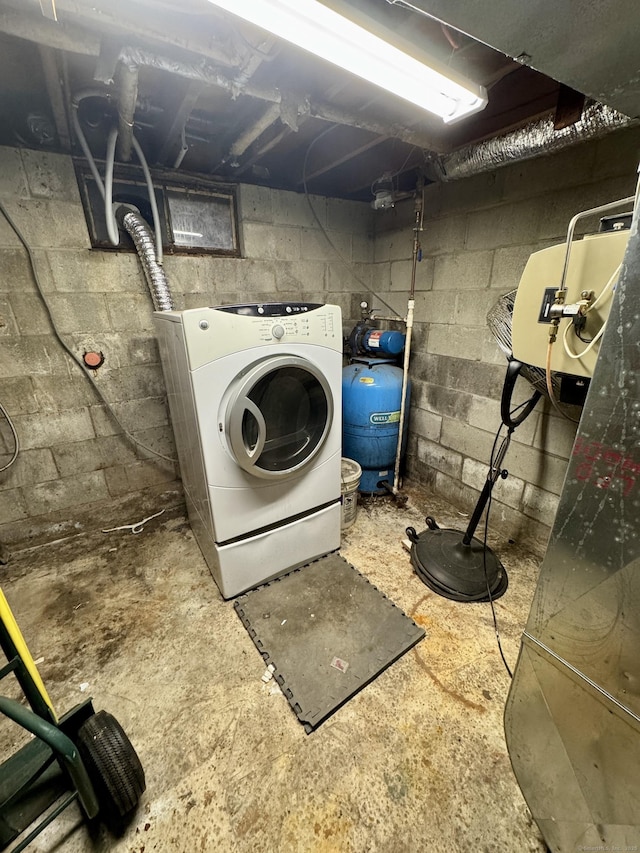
[272,324,285,339]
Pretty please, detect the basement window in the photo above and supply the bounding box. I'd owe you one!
[167,190,235,250]
[76,162,239,256]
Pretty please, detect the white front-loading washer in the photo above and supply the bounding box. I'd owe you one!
[154,302,342,598]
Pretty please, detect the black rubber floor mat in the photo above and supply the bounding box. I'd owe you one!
[234,553,425,733]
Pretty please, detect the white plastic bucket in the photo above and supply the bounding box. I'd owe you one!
[341,457,362,530]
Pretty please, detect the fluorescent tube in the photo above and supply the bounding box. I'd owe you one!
[206,0,487,123]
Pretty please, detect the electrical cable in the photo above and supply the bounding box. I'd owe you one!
[562,318,607,360]
[576,327,593,344]
[588,262,621,312]
[0,198,176,465]
[369,145,419,197]
[390,144,419,184]
[562,261,622,360]
[482,485,513,679]
[67,92,175,460]
[302,126,404,319]
[480,391,538,679]
[0,400,19,473]
[480,410,536,681]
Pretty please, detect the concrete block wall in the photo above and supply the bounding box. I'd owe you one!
[3,128,638,556]
[0,147,374,549]
[373,126,640,555]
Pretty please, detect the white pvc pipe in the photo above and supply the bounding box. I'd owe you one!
[393,297,414,493]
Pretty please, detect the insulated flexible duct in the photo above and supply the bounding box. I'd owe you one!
[438,103,635,181]
[120,210,174,312]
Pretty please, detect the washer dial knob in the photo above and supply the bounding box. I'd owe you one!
[272,324,285,339]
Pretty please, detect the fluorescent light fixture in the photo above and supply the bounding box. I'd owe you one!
[206,0,487,123]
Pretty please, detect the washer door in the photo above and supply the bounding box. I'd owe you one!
[225,355,333,479]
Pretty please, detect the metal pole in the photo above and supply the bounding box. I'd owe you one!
[392,183,424,494]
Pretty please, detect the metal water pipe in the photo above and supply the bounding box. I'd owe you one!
[392,181,424,495]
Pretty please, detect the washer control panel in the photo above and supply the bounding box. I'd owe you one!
[216,302,322,317]
[214,302,339,345]
[174,302,342,369]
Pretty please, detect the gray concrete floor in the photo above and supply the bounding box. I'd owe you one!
[2,482,546,852]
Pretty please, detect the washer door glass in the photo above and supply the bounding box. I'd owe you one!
[226,355,333,479]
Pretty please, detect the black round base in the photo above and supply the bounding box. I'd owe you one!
[411,527,508,602]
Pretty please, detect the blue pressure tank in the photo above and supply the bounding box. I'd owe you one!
[342,357,411,494]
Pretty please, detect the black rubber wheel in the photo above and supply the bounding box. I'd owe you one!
[77,710,146,824]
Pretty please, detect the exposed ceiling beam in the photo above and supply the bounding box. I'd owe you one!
[298,134,391,187]
[157,80,204,166]
[37,45,71,149]
[108,46,447,154]
[232,122,302,177]
[0,2,448,156]
[0,5,99,55]
[39,0,238,67]
[308,100,445,152]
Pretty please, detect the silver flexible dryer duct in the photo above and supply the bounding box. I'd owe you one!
[437,103,636,181]
[120,209,174,312]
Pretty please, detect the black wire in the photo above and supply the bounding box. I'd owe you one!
[0,198,176,465]
[388,144,419,192]
[576,329,594,344]
[511,395,537,417]
[302,128,406,319]
[482,487,513,679]
[482,419,515,679]
[479,382,539,677]
[573,315,593,344]
[0,399,19,472]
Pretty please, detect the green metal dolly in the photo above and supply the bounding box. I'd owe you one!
[0,588,145,850]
